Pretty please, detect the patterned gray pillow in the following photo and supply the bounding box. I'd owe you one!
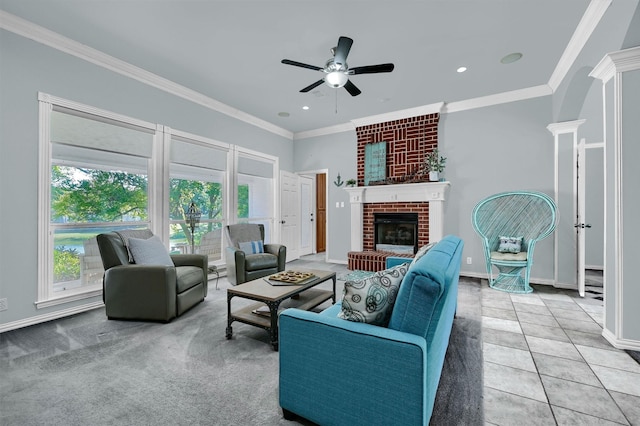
[338,262,409,326]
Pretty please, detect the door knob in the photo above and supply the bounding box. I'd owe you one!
[574,223,592,229]
[281,220,286,224]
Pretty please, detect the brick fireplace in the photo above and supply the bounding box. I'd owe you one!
[345,112,449,271]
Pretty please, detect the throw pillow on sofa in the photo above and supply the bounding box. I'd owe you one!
[338,262,409,326]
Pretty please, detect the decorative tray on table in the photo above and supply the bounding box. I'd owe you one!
[268,270,315,284]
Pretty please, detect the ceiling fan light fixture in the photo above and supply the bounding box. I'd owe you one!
[325,71,348,88]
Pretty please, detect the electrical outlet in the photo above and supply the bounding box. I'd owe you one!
[466,257,472,265]
[0,298,7,311]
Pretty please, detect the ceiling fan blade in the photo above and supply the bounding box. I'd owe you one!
[281,59,323,71]
[300,79,325,93]
[344,80,361,97]
[349,63,395,75]
[333,36,353,66]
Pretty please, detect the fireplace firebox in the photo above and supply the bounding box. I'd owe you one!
[374,213,419,255]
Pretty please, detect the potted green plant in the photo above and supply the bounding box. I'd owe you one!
[425,149,447,181]
[346,178,357,187]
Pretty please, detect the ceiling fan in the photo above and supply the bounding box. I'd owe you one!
[281,36,394,97]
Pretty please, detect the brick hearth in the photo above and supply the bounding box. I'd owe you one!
[347,251,414,272]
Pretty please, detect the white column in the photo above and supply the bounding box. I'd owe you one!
[590,46,640,350]
[428,200,445,243]
[347,187,365,251]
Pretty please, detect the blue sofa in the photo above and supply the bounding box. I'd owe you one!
[278,235,464,425]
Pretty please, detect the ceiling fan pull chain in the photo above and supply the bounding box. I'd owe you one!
[335,90,338,114]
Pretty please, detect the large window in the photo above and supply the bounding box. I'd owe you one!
[39,97,157,306]
[38,94,279,308]
[168,133,229,263]
[236,150,276,242]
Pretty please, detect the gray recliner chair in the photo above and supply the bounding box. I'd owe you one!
[97,230,208,322]
[225,223,286,285]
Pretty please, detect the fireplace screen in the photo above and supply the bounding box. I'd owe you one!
[374,213,419,254]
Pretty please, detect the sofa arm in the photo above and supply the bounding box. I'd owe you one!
[386,256,412,269]
[264,243,286,271]
[103,265,177,321]
[279,308,428,425]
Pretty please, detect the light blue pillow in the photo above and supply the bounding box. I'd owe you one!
[239,240,264,255]
[128,235,174,266]
[498,236,523,253]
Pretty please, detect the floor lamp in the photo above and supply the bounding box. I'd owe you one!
[185,201,201,254]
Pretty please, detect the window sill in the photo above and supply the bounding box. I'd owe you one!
[35,286,102,309]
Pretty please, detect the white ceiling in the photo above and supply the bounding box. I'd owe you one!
[1,0,595,135]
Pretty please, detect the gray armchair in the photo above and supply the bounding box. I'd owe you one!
[225,223,286,285]
[97,230,208,322]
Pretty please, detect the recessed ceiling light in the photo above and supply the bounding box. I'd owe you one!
[501,52,523,64]
[278,112,290,117]
[457,66,467,73]
[302,106,309,110]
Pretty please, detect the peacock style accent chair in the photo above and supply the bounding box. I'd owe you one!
[472,191,557,294]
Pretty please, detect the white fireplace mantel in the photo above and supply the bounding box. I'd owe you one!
[344,181,450,252]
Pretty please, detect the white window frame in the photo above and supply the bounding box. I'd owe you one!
[232,146,280,242]
[37,93,160,309]
[37,93,280,309]
[164,127,231,264]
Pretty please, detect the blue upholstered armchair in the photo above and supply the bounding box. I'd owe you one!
[278,236,464,425]
[472,191,557,293]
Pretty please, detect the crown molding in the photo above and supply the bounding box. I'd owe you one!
[293,122,355,140]
[0,10,294,140]
[546,119,586,136]
[292,85,552,139]
[590,45,640,82]
[350,102,445,128]
[547,0,612,91]
[443,85,552,114]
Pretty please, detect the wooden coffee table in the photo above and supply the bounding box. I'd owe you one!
[226,269,336,350]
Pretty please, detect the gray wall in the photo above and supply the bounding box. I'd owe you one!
[0,30,292,327]
[293,97,557,280]
[439,97,555,279]
[293,131,356,262]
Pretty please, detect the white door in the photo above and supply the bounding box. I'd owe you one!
[299,175,314,256]
[280,171,300,262]
[576,141,605,298]
[576,139,586,297]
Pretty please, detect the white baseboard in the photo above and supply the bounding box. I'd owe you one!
[602,328,640,351]
[459,271,557,287]
[0,301,104,334]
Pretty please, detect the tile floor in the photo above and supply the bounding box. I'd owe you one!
[481,280,640,425]
[293,254,640,425]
